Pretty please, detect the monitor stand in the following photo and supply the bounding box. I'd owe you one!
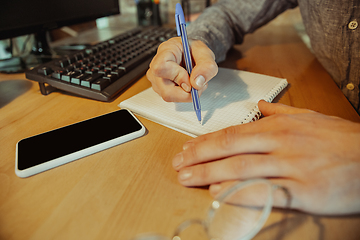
[0,31,59,74]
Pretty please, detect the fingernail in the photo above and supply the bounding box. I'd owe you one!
[195,75,205,88]
[181,83,191,92]
[172,153,183,168]
[179,169,192,180]
[200,83,208,92]
[210,184,222,194]
[203,83,208,90]
[182,141,193,150]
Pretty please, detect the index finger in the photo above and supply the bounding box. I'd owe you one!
[189,40,218,90]
[149,38,187,83]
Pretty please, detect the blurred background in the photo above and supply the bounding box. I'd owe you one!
[0,0,308,71]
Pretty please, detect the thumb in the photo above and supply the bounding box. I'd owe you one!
[189,40,218,90]
[258,100,313,117]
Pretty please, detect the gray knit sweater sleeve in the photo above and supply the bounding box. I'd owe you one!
[187,0,298,62]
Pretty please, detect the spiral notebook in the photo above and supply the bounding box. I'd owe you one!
[119,67,288,137]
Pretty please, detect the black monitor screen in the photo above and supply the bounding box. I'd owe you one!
[0,0,120,40]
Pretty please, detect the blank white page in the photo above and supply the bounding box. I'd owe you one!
[119,67,288,137]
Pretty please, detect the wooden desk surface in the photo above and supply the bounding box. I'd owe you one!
[1,23,360,240]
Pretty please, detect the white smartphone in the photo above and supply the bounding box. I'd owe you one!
[15,109,146,178]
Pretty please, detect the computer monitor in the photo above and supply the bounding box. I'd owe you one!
[0,0,120,73]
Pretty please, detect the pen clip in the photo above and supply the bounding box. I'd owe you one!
[175,3,186,36]
[175,14,181,36]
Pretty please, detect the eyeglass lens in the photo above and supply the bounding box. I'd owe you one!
[206,180,273,240]
[132,180,275,240]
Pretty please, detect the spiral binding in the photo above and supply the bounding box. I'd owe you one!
[241,79,288,124]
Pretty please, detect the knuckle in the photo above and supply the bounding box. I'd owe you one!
[197,164,211,182]
[187,142,200,160]
[217,126,239,149]
[162,93,174,102]
[271,113,294,126]
[158,37,182,53]
[157,40,173,51]
[148,83,174,102]
[232,157,251,177]
[145,69,153,82]
[157,40,168,50]
[150,62,164,77]
[201,62,218,80]
[206,61,218,73]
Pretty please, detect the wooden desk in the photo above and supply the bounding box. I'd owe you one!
[1,23,360,240]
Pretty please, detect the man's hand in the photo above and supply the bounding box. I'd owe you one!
[146,37,218,102]
[172,100,360,215]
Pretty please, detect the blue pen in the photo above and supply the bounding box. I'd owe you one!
[175,3,202,124]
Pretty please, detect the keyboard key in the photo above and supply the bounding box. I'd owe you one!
[93,65,104,71]
[80,73,102,87]
[75,53,84,61]
[85,69,98,74]
[91,78,110,91]
[52,71,62,80]
[85,49,93,55]
[67,56,76,64]
[26,26,178,101]
[78,66,88,73]
[74,62,82,68]
[54,59,69,68]
[110,69,125,78]
[103,73,120,82]
[71,73,88,85]
[118,51,151,72]
[38,66,53,75]
[61,71,78,82]
[66,65,75,72]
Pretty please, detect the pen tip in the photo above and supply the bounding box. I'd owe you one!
[199,120,202,125]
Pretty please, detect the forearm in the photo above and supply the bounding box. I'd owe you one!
[187,0,298,62]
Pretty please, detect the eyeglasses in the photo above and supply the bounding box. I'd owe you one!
[132,179,285,240]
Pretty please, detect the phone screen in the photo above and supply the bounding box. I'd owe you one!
[17,109,144,171]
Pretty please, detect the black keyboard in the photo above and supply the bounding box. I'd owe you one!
[25,26,177,101]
